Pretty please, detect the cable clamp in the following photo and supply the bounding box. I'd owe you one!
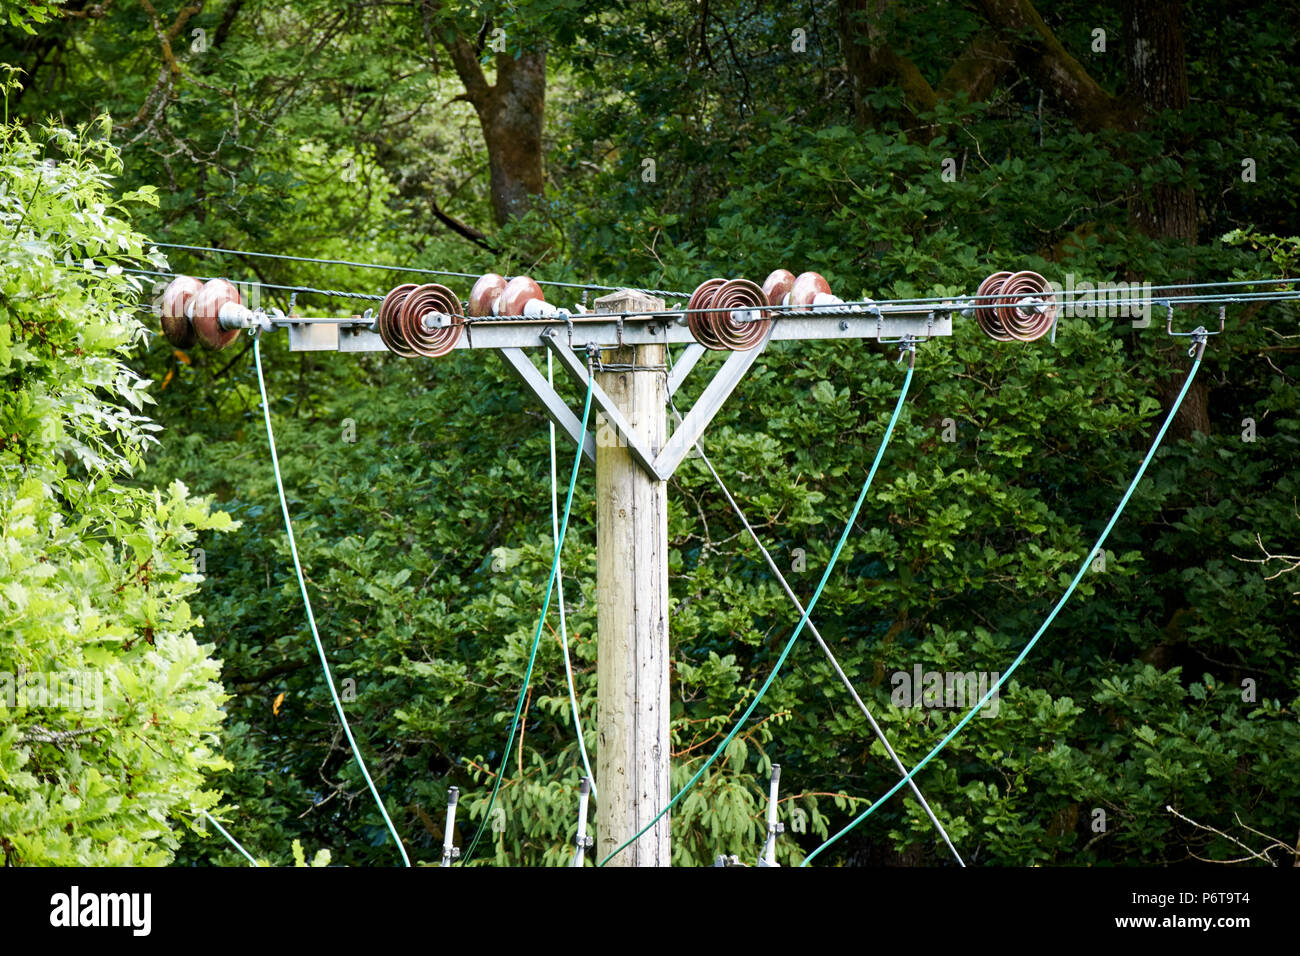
[1166,302,1224,359]
[878,333,917,368]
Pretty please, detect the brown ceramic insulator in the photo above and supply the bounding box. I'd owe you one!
[467,273,507,317]
[788,272,833,309]
[191,278,243,350]
[378,283,419,357]
[498,275,545,317]
[160,275,202,348]
[974,271,1014,341]
[687,278,728,350]
[710,278,771,351]
[398,283,465,357]
[995,271,1057,342]
[761,269,795,306]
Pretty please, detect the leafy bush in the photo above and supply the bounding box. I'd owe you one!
[0,97,234,865]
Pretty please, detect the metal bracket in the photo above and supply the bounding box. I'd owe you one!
[495,347,597,465]
[653,326,772,480]
[543,333,662,478]
[667,343,706,398]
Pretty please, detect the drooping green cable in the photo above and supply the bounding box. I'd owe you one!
[253,333,411,867]
[462,371,596,864]
[549,351,598,797]
[199,809,260,867]
[801,354,1204,866]
[598,359,916,867]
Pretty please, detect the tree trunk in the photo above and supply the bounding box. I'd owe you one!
[480,50,547,226]
[1122,0,1208,439]
[422,3,546,227]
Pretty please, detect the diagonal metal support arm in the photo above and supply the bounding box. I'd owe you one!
[667,343,706,398]
[495,347,596,465]
[542,333,662,479]
[652,330,771,479]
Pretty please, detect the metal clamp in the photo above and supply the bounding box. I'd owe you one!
[757,764,784,867]
[572,777,594,867]
[441,786,461,867]
[1165,301,1225,359]
[878,333,918,368]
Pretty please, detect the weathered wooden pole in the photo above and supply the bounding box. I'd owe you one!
[592,289,670,866]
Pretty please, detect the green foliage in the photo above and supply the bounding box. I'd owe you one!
[0,105,234,864]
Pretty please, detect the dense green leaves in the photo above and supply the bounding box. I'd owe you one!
[0,105,233,865]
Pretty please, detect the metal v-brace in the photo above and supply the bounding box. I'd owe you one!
[498,329,771,482]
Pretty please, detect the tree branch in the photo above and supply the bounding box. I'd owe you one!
[976,0,1130,130]
[430,197,497,253]
[421,0,492,113]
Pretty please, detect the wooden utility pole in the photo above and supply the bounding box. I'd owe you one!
[593,290,671,866]
[279,273,953,867]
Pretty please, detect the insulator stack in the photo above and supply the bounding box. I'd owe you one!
[378,283,420,357]
[160,275,204,348]
[761,269,795,306]
[192,278,245,350]
[788,272,840,310]
[160,276,246,350]
[975,270,1056,341]
[687,277,771,351]
[465,272,562,319]
[761,269,852,313]
[467,273,508,317]
[499,276,546,316]
[399,283,465,357]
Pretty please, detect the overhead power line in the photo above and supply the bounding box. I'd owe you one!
[148,240,693,299]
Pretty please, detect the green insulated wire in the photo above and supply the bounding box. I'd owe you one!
[254,334,412,867]
[462,373,596,864]
[549,351,598,796]
[199,809,260,867]
[801,354,1205,866]
[599,359,916,867]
